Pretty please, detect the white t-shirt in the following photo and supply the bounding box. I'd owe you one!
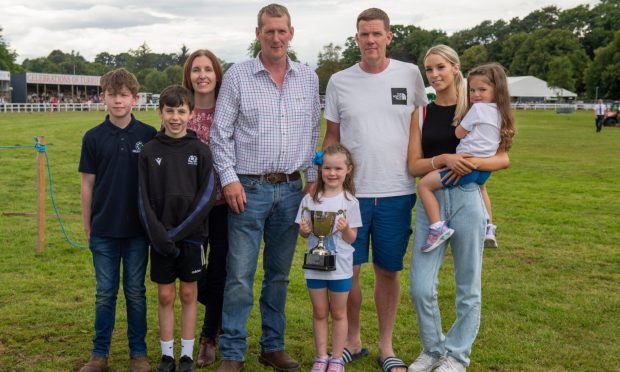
[324,59,428,198]
[456,103,501,158]
[295,192,362,280]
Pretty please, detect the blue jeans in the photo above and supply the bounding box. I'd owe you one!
[409,183,486,366]
[219,176,303,361]
[89,235,149,357]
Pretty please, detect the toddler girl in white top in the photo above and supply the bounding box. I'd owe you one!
[296,144,362,372]
[418,62,516,252]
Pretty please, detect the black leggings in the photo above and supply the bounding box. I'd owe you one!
[198,204,229,339]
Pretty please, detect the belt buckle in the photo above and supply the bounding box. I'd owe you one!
[265,173,280,183]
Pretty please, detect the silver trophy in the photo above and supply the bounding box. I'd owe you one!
[301,208,345,271]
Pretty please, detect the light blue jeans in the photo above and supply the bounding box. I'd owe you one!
[219,175,303,361]
[409,183,486,366]
[89,235,149,357]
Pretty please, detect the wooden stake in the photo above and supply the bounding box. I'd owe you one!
[36,136,45,253]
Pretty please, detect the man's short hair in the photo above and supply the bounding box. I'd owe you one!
[356,8,390,32]
[257,3,291,28]
[100,68,139,95]
[158,85,195,112]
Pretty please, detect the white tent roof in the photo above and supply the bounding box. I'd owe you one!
[425,75,577,99]
[507,76,577,98]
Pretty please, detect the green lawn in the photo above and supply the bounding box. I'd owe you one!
[0,110,618,371]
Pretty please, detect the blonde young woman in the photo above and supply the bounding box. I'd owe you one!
[407,45,510,372]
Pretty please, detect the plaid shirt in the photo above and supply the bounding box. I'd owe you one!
[210,55,320,186]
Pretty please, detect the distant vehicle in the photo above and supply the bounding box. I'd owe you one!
[137,92,153,105]
[151,94,160,105]
[603,101,619,126]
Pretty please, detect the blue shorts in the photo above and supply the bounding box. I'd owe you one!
[440,170,491,187]
[306,277,352,292]
[353,194,416,272]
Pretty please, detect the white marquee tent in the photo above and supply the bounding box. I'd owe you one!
[425,75,577,101]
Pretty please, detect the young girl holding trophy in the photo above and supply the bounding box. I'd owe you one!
[296,144,362,372]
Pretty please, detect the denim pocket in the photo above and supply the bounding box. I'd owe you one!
[238,175,259,190]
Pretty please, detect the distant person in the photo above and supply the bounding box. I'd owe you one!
[138,85,216,372]
[322,8,427,372]
[594,99,606,133]
[407,45,510,372]
[296,144,362,372]
[416,63,515,253]
[209,3,320,371]
[78,68,156,372]
[181,49,228,368]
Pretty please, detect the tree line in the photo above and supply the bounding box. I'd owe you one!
[1,1,619,98]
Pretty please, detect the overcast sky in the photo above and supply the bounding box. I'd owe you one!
[1,0,599,68]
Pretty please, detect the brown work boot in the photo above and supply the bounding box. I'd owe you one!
[215,360,244,372]
[79,356,109,372]
[130,355,151,372]
[197,336,217,367]
[258,351,300,372]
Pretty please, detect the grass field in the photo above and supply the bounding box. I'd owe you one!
[0,110,618,371]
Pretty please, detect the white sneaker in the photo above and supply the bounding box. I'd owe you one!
[435,356,466,372]
[484,224,498,248]
[408,352,441,372]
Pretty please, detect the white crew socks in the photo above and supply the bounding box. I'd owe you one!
[181,338,195,359]
[160,339,174,358]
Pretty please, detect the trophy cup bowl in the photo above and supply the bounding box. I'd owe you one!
[302,208,343,271]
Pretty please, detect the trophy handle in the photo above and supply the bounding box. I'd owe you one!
[301,206,312,222]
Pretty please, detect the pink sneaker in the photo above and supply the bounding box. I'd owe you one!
[422,221,454,253]
[327,357,345,372]
[311,356,329,372]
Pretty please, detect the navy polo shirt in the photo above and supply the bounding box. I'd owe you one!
[79,114,157,238]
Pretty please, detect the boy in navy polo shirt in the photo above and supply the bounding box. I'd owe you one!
[78,68,157,372]
[138,85,216,372]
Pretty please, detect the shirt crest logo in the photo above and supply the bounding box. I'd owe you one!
[132,141,144,153]
[187,155,198,166]
[391,88,407,105]
[155,157,162,166]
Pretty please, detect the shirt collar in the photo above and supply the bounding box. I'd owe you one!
[104,114,137,133]
[252,52,296,76]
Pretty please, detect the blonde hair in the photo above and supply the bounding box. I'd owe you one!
[313,144,356,203]
[424,45,467,125]
[467,63,516,152]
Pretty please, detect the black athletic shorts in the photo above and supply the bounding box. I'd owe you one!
[150,241,205,283]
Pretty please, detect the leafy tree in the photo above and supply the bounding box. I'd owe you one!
[341,36,360,68]
[178,44,190,66]
[585,30,620,98]
[0,26,18,71]
[547,56,576,93]
[315,43,345,93]
[460,45,489,72]
[94,52,115,66]
[165,65,183,85]
[143,70,169,93]
[247,39,299,62]
[510,28,589,92]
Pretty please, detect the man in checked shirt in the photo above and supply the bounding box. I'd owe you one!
[209,4,320,372]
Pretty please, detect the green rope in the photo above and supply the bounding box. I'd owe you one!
[1,137,87,249]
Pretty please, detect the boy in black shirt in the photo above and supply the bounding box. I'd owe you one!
[79,68,156,372]
[138,85,216,372]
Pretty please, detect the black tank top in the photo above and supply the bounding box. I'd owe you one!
[421,102,460,158]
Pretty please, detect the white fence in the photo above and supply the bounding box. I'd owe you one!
[0,102,602,113]
[0,103,158,113]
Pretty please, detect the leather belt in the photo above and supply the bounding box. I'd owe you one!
[240,171,301,184]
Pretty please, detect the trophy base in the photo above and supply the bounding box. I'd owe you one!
[303,253,336,271]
